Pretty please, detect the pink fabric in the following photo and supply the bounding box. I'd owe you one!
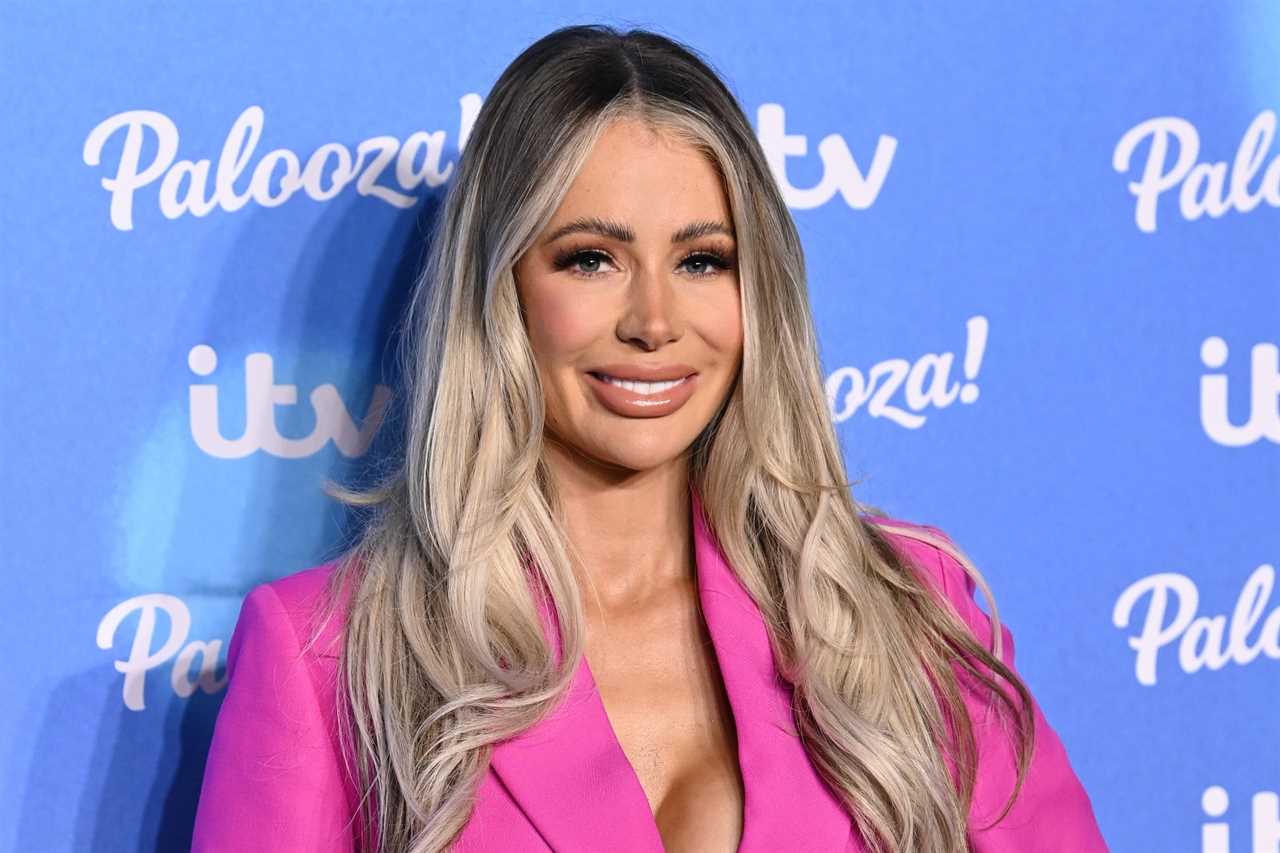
[191,491,1108,851]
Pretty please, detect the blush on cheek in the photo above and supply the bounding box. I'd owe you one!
[529,294,600,352]
[692,299,744,360]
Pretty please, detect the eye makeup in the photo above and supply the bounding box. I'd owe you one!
[550,244,736,279]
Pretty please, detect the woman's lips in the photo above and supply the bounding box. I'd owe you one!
[584,370,699,418]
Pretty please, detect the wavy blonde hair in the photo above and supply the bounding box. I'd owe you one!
[307,23,1035,853]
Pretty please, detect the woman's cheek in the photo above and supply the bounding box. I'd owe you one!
[699,291,743,358]
[531,289,600,353]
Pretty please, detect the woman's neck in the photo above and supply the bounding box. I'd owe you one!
[541,439,694,610]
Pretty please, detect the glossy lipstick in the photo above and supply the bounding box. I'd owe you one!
[585,363,698,418]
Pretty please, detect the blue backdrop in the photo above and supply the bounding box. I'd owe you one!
[2,3,1277,851]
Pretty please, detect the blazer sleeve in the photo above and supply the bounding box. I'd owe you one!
[191,582,358,853]
[911,525,1110,853]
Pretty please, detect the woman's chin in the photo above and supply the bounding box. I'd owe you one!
[574,432,700,476]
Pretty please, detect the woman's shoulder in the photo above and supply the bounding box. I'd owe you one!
[234,558,350,664]
[193,559,360,851]
[860,512,974,604]
[259,559,345,611]
[862,512,1017,669]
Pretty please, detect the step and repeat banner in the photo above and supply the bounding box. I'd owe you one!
[2,3,1276,852]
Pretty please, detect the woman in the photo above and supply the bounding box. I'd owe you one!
[190,24,1107,853]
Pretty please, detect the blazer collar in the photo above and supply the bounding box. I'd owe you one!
[488,487,859,852]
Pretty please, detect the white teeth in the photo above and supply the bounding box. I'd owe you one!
[597,374,687,395]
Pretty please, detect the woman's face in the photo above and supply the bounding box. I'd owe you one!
[513,117,743,476]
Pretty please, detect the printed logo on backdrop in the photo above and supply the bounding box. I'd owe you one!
[1113,108,1280,233]
[1199,784,1280,853]
[825,315,987,428]
[1112,561,1279,686]
[755,104,896,210]
[83,98,481,231]
[188,344,391,459]
[97,594,225,711]
[82,99,896,230]
[1200,335,1280,447]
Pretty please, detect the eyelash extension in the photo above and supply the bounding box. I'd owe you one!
[550,246,735,278]
[677,249,734,275]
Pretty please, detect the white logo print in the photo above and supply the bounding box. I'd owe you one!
[825,315,987,428]
[1112,562,1280,686]
[1200,785,1280,853]
[1201,335,1280,447]
[756,104,897,210]
[1112,109,1280,233]
[82,97,482,231]
[97,594,227,711]
[188,344,390,459]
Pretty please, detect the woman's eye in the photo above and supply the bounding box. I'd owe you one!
[552,248,733,279]
[680,252,731,277]
[555,250,615,277]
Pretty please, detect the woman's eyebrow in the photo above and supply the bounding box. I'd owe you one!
[541,216,734,245]
[672,219,735,243]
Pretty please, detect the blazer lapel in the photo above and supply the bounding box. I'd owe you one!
[488,487,861,852]
[689,489,860,853]
[488,548,665,852]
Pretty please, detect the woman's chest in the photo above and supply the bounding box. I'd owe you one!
[469,543,863,853]
[586,591,745,853]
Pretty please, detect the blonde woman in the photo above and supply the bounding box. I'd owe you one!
[191,23,1107,853]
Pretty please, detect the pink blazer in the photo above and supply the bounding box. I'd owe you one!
[191,493,1108,851]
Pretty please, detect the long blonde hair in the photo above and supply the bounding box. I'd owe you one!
[308,23,1034,853]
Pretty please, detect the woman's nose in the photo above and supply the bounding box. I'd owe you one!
[616,264,683,351]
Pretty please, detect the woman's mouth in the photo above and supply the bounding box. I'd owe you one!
[592,372,688,394]
[584,370,699,418]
